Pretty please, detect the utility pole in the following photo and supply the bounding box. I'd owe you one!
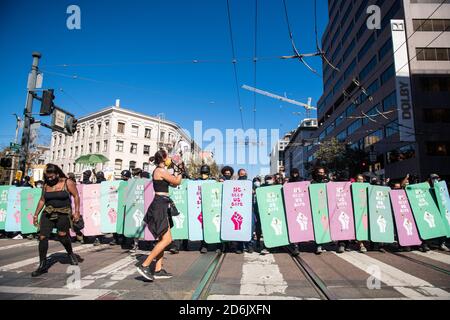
[19,52,41,175]
[9,114,22,185]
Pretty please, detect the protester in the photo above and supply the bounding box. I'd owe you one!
[22,176,33,188]
[354,174,369,253]
[137,150,182,282]
[311,166,329,255]
[230,169,249,255]
[141,171,151,179]
[220,166,234,181]
[246,177,262,254]
[31,164,81,277]
[428,174,449,252]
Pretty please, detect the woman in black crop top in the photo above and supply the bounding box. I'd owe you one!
[136,150,182,282]
[31,164,81,277]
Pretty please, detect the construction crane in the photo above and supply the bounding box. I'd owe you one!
[242,84,316,118]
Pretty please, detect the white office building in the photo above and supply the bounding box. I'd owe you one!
[49,101,196,180]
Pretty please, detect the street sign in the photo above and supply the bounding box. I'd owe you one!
[53,109,66,128]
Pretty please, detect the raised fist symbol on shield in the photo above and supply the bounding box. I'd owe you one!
[231,212,243,230]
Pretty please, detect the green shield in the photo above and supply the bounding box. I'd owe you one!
[433,181,450,238]
[368,185,395,243]
[124,179,147,238]
[169,180,189,240]
[406,183,446,240]
[256,185,290,248]
[201,182,223,244]
[0,186,10,230]
[309,183,331,244]
[20,188,42,234]
[351,183,369,241]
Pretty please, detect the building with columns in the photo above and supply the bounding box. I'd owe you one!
[49,101,197,180]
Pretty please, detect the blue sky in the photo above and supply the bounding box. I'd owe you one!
[0,0,329,177]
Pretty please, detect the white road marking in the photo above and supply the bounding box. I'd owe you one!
[333,251,450,299]
[239,253,288,296]
[0,241,38,252]
[72,256,136,289]
[0,285,111,300]
[208,295,312,300]
[411,251,450,265]
[0,244,109,272]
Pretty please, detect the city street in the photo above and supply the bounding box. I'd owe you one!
[1,238,449,300]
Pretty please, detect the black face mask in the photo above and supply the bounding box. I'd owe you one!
[46,177,59,187]
[238,175,248,181]
[224,175,232,181]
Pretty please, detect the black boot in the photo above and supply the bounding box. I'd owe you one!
[31,261,48,277]
[68,253,79,265]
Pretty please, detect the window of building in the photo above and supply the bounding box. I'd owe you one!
[347,119,362,136]
[117,122,125,134]
[385,120,399,137]
[96,142,100,152]
[75,146,79,156]
[364,129,384,148]
[103,140,108,152]
[319,131,326,142]
[379,39,393,61]
[382,91,397,111]
[160,131,166,142]
[129,161,137,170]
[90,125,94,137]
[358,33,375,61]
[344,58,356,80]
[131,125,139,137]
[82,128,85,139]
[346,103,357,117]
[130,143,138,154]
[359,56,377,81]
[419,76,450,92]
[413,19,450,32]
[88,143,93,153]
[97,123,102,136]
[335,112,345,127]
[116,140,124,152]
[59,134,62,145]
[337,130,347,142]
[380,64,395,86]
[361,80,379,103]
[115,159,123,171]
[145,128,152,139]
[104,121,109,134]
[427,141,450,156]
[57,150,60,159]
[416,48,450,61]
[80,145,84,155]
[387,144,416,164]
[143,145,150,156]
[363,104,382,125]
[143,163,150,172]
[423,108,450,123]
[69,147,72,158]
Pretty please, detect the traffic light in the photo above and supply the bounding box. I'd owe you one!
[65,116,78,136]
[0,158,12,168]
[40,89,55,116]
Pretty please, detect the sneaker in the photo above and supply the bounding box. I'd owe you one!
[153,269,173,279]
[235,249,243,254]
[136,265,154,282]
[420,243,431,252]
[68,253,78,266]
[359,246,368,253]
[26,234,34,240]
[260,248,269,255]
[403,246,411,252]
[76,235,84,244]
[215,248,222,254]
[379,247,387,253]
[169,247,179,254]
[439,243,450,252]
[247,246,254,254]
[110,239,117,246]
[292,246,300,257]
[315,246,324,255]
[31,261,48,277]
[337,244,345,254]
[200,247,208,254]
[93,238,101,246]
[13,234,23,240]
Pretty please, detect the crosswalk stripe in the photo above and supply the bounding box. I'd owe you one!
[208,295,312,300]
[0,241,37,252]
[0,244,109,272]
[0,285,111,300]
[411,251,450,265]
[333,251,450,299]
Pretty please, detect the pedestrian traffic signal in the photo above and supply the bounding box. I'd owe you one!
[40,89,55,116]
[65,116,78,136]
[0,158,12,168]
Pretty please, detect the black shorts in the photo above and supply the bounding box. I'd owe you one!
[39,213,71,238]
[144,195,174,239]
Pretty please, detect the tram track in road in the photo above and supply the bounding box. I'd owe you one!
[191,252,226,300]
[285,248,337,300]
[387,250,450,276]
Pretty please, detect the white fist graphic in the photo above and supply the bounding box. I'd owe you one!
[423,211,436,229]
[133,209,144,228]
[212,214,221,233]
[271,217,283,236]
[296,212,308,231]
[403,217,413,236]
[91,211,100,227]
[377,215,387,233]
[338,211,350,230]
[0,208,6,222]
[172,212,185,229]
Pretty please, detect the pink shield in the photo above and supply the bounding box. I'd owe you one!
[327,182,356,241]
[81,184,102,236]
[390,190,422,247]
[283,181,315,243]
[144,182,156,241]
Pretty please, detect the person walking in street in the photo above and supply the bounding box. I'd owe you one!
[31,164,81,277]
[136,150,182,282]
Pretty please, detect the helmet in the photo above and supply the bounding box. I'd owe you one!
[121,170,131,179]
[200,165,210,175]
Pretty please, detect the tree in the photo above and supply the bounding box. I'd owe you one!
[313,138,367,180]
